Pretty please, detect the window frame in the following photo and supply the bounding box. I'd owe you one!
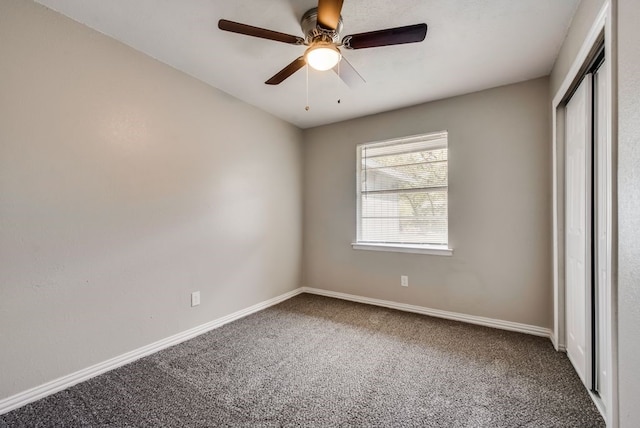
[352,131,453,256]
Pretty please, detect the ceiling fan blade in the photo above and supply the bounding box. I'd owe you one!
[218,19,304,45]
[265,56,306,85]
[317,0,344,30]
[333,56,365,88]
[342,23,427,50]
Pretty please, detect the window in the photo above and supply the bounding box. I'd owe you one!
[353,131,452,255]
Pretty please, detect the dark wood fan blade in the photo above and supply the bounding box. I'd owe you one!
[333,56,365,88]
[265,56,306,85]
[342,23,427,50]
[218,19,304,45]
[317,0,344,30]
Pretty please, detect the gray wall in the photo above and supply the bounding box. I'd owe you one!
[0,0,302,400]
[617,0,640,425]
[302,78,552,328]
[550,0,607,97]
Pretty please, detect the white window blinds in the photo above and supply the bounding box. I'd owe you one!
[357,132,448,246]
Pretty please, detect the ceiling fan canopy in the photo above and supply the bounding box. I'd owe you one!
[218,0,427,86]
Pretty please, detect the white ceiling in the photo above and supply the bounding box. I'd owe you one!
[34,0,580,129]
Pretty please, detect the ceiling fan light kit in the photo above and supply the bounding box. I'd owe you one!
[305,43,341,71]
[218,0,427,87]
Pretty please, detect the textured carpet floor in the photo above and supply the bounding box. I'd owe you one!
[1,293,605,427]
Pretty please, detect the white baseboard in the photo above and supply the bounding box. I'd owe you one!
[0,287,304,416]
[1,286,553,416]
[301,287,552,338]
[550,332,567,352]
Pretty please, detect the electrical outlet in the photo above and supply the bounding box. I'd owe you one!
[401,275,409,287]
[191,291,201,307]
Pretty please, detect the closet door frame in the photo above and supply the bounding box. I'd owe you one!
[551,2,616,426]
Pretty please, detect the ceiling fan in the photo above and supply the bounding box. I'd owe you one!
[218,0,427,86]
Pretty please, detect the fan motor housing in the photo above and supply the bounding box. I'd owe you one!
[300,8,343,44]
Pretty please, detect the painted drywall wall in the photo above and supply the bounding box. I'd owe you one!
[617,0,640,425]
[550,0,607,97]
[0,0,302,400]
[302,78,551,328]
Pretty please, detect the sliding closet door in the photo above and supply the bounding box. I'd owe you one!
[565,75,592,387]
[594,58,610,403]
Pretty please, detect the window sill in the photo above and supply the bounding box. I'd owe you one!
[351,242,453,256]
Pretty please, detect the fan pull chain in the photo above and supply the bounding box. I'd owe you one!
[305,63,310,111]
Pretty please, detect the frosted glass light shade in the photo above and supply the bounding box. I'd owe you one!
[305,45,341,71]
